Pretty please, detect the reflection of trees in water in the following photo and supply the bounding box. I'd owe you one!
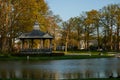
[22,69,59,80]
[104,69,120,78]
[9,70,16,78]
[85,69,94,78]
[104,70,113,78]
[62,70,94,79]
[0,69,18,79]
[0,69,8,78]
[63,72,82,79]
[116,69,120,77]
[1,68,120,79]
[0,69,59,79]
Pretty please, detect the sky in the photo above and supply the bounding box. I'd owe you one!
[45,0,120,21]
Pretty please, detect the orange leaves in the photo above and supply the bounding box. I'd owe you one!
[85,10,100,25]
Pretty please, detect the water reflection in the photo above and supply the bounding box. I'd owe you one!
[0,58,120,79]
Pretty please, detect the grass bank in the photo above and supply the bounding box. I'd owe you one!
[0,50,116,61]
[71,78,118,80]
[69,78,118,80]
[0,78,117,80]
[0,54,113,61]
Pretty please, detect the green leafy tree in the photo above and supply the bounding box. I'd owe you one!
[0,0,48,53]
[86,10,101,49]
[115,4,120,51]
[62,22,69,52]
[68,16,84,50]
[45,11,62,51]
[100,4,119,51]
[84,11,97,50]
[62,19,74,52]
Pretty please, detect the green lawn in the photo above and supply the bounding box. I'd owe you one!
[0,54,113,61]
[69,78,118,80]
[0,78,118,80]
[0,50,116,61]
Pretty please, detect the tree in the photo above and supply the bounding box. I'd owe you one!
[45,12,62,51]
[84,11,97,50]
[115,4,120,51]
[62,22,69,52]
[0,0,48,53]
[68,16,84,50]
[86,10,101,49]
[100,4,119,51]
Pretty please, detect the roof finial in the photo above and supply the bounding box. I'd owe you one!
[34,21,40,30]
[34,15,40,30]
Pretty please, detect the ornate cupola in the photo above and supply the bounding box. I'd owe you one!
[33,21,40,30]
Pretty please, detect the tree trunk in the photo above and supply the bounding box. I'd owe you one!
[97,24,100,49]
[1,37,8,53]
[103,30,107,51]
[65,41,68,52]
[86,32,89,50]
[77,41,80,50]
[84,26,87,50]
[77,29,80,49]
[116,25,120,51]
[53,40,56,51]
[110,26,113,50]
[65,34,68,52]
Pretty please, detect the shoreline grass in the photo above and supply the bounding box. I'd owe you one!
[0,78,117,80]
[0,54,114,61]
[0,50,116,61]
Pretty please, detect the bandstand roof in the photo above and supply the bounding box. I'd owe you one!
[19,22,53,39]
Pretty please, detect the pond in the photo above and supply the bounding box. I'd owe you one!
[0,58,120,79]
